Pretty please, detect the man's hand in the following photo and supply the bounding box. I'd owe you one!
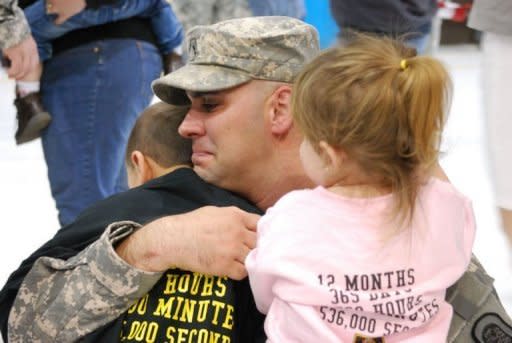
[2,36,39,80]
[46,0,86,25]
[116,206,260,280]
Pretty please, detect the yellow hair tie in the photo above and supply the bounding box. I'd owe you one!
[400,59,408,71]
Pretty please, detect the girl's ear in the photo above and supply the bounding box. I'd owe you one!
[318,140,346,169]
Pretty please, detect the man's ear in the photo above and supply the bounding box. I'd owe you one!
[130,151,154,184]
[268,85,293,136]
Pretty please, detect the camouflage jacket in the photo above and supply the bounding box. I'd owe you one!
[8,222,163,342]
[0,0,30,50]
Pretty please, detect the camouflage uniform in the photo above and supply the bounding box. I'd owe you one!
[167,0,251,55]
[168,0,251,34]
[7,16,512,342]
[8,222,163,342]
[446,256,512,342]
[0,0,31,50]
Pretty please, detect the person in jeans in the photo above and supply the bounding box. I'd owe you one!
[17,0,165,226]
[13,0,183,144]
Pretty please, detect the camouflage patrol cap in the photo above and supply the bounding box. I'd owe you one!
[152,16,320,105]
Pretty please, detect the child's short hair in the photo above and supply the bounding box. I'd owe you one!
[125,102,191,168]
[292,34,452,225]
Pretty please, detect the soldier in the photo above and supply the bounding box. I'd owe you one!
[2,16,512,342]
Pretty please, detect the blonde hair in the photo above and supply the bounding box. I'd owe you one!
[292,34,452,226]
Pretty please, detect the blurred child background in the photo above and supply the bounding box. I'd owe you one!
[12,0,183,145]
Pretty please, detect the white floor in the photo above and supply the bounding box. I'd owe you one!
[0,44,510,328]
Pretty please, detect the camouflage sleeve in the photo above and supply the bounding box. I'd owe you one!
[0,0,31,50]
[8,221,163,342]
[214,0,252,24]
[168,0,251,36]
[167,0,213,35]
[447,254,512,342]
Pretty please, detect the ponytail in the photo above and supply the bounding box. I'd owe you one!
[397,54,452,167]
[292,34,452,229]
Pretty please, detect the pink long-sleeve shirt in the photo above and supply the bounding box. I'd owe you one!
[246,178,475,342]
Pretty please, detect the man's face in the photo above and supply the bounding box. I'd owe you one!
[178,81,273,193]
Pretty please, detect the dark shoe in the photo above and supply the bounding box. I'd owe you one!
[14,92,52,145]
[1,56,10,68]
[163,52,183,75]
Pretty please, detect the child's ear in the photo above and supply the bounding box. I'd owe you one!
[318,141,345,169]
[130,151,154,185]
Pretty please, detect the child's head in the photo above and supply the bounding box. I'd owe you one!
[126,102,192,188]
[292,34,452,223]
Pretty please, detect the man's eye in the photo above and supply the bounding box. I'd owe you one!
[202,103,217,112]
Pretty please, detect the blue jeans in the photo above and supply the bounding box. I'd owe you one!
[403,22,433,55]
[24,0,183,61]
[41,39,162,226]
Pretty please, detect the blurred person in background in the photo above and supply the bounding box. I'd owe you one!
[468,0,512,248]
[329,0,438,54]
[12,0,183,145]
[0,1,38,79]
[0,0,45,143]
[168,0,251,59]
[248,0,306,19]
[19,0,169,226]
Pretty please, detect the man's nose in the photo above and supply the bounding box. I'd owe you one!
[178,111,204,138]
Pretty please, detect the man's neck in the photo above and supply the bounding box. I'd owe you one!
[248,141,314,210]
[253,173,313,210]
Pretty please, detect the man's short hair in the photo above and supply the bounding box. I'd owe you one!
[125,102,191,168]
[152,16,320,105]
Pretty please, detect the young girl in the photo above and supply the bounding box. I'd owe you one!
[245,35,475,342]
